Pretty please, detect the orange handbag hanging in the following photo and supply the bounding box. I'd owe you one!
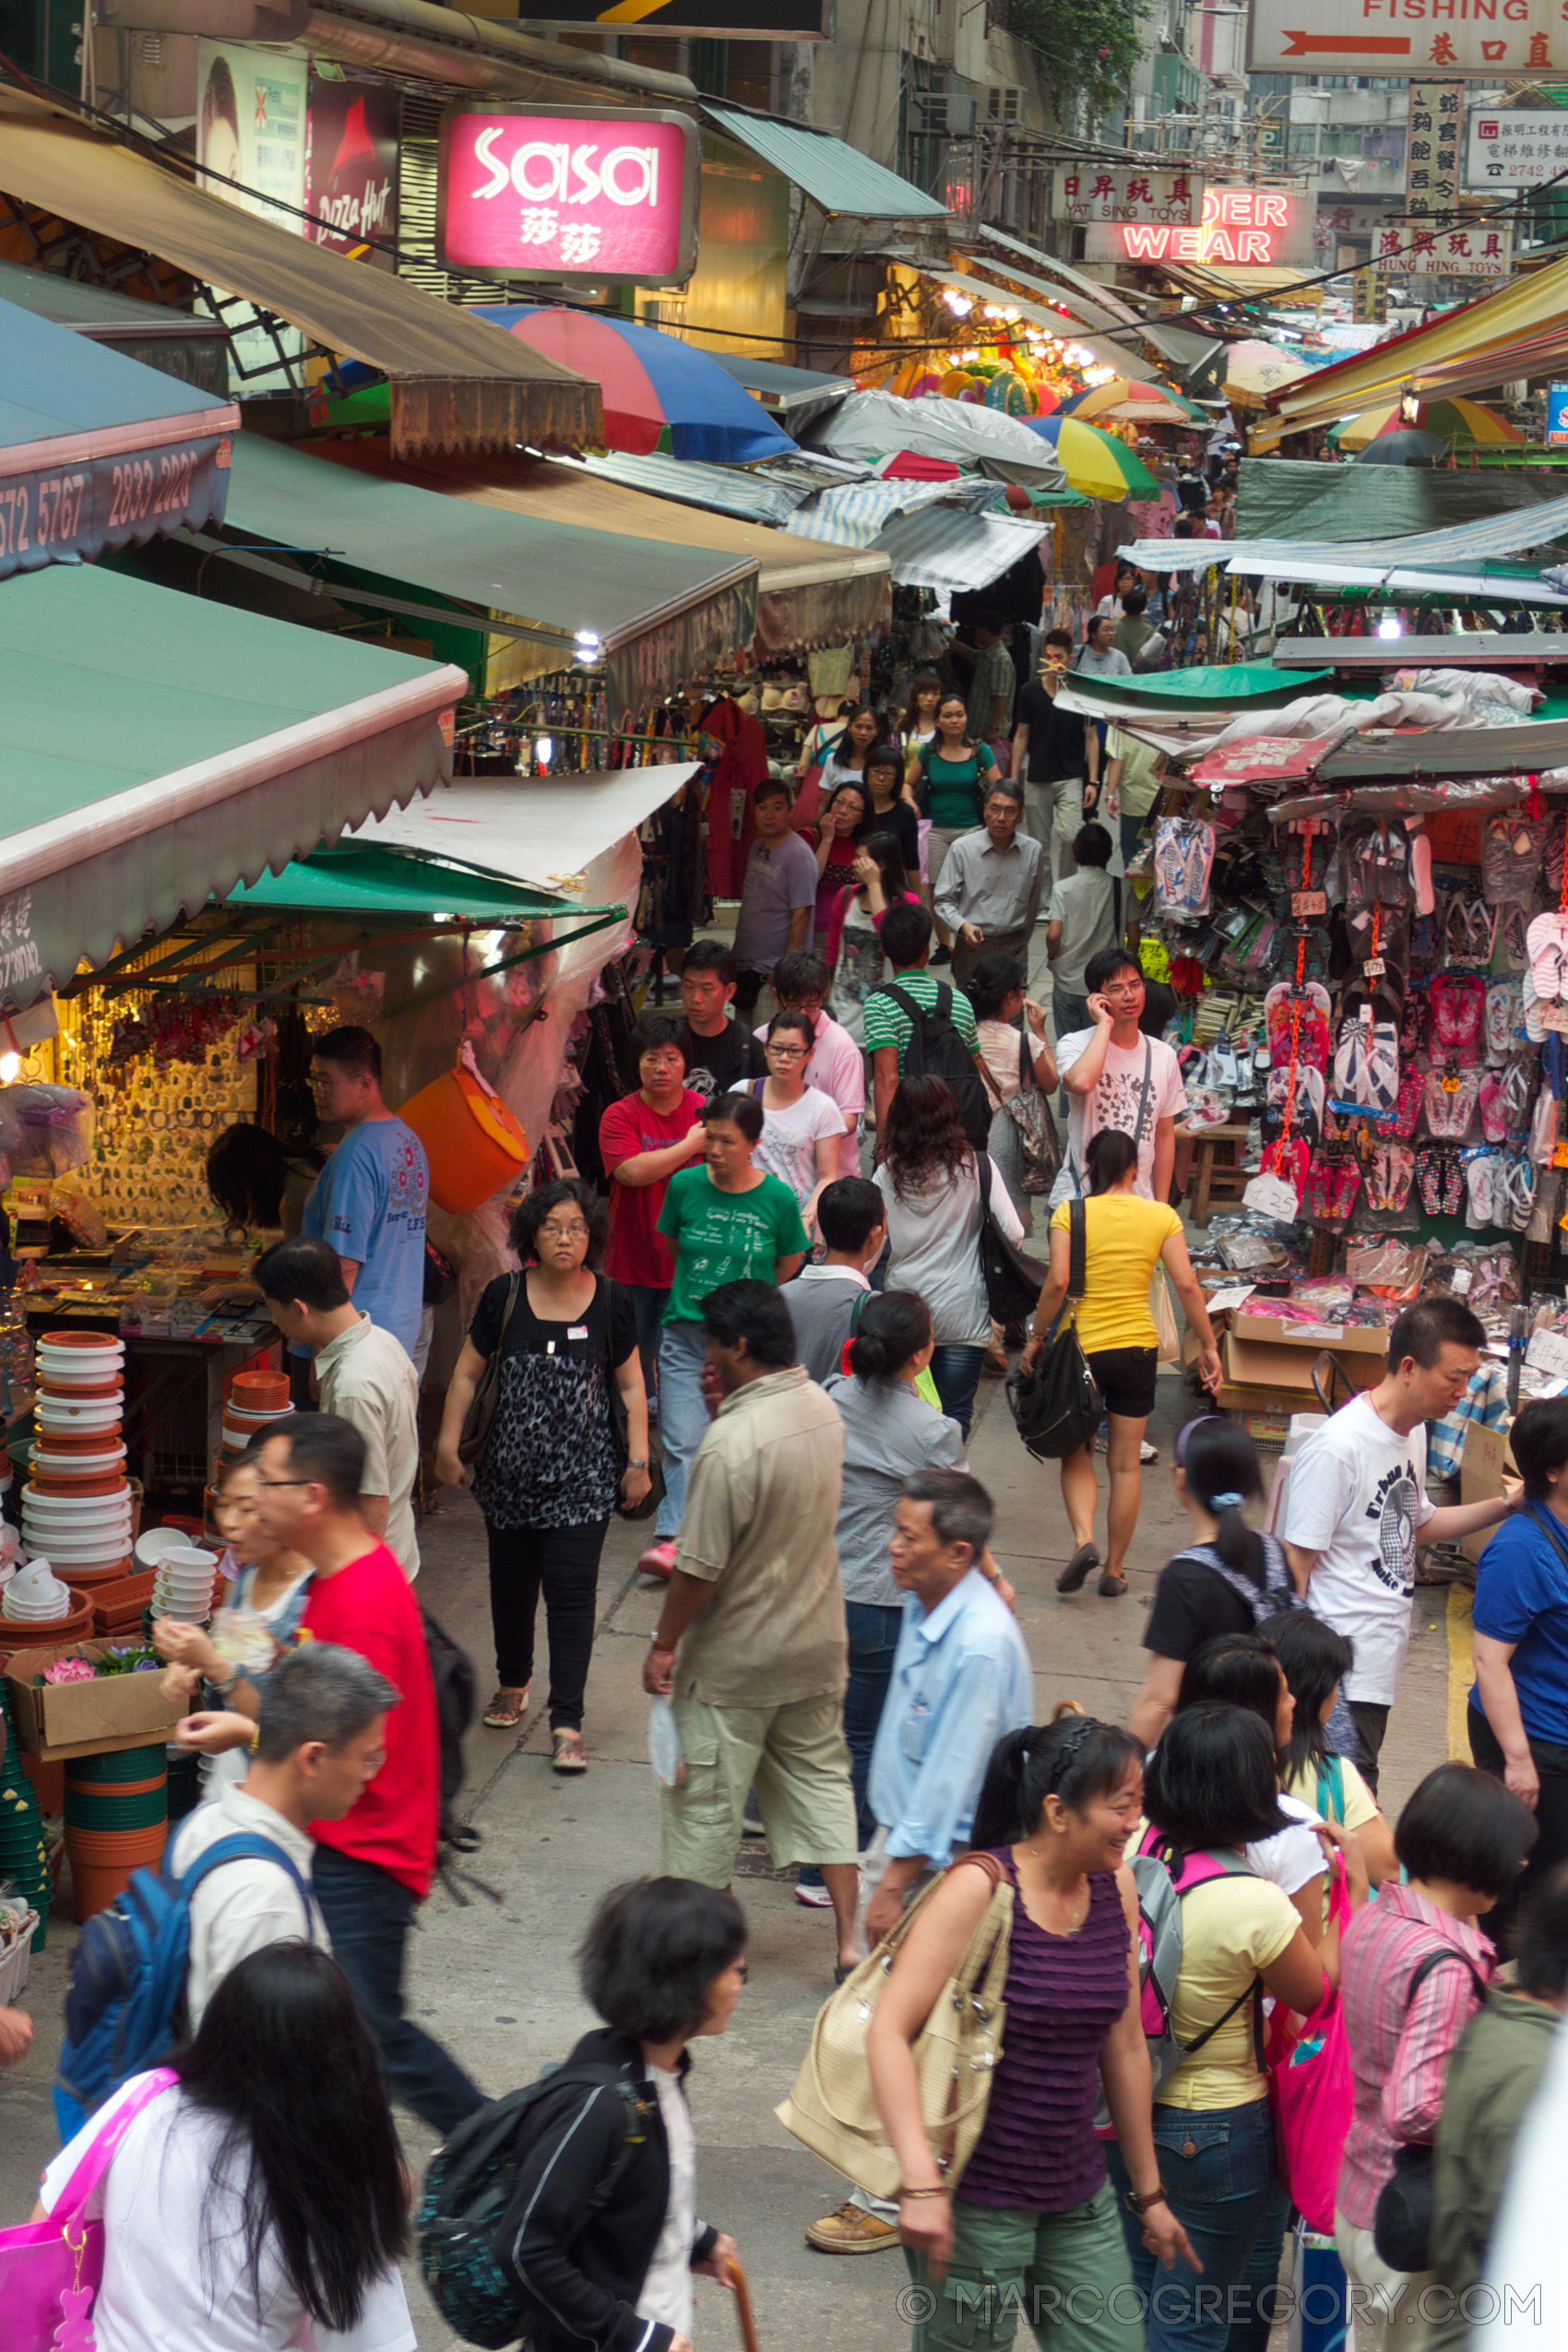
[398,1044,529,1215]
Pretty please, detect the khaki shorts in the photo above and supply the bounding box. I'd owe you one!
[662,1689,858,1887]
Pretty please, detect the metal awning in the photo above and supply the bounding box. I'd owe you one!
[1318,719,1568,783]
[700,101,948,219]
[1162,263,1315,301]
[1274,634,1568,670]
[215,436,757,706]
[350,767,701,893]
[0,291,237,576]
[0,255,230,395]
[0,561,463,1012]
[708,355,856,430]
[0,90,600,458]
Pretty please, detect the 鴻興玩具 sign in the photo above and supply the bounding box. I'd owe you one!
[436,104,699,287]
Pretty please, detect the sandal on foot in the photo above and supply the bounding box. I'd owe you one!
[552,1729,588,1775]
[482,1685,530,1728]
[1097,1572,1128,1598]
[1056,1543,1100,1594]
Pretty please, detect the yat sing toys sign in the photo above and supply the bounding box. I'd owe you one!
[436,105,699,287]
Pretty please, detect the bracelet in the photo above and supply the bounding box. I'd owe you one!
[1124,2186,1169,2216]
[898,2185,948,2199]
[648,1640,675,1656]
[626,1457,648,1468]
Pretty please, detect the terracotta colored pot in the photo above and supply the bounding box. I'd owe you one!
[229,1371,290,1409]
[0,1592,95,1645]
[29,1470,132,1497]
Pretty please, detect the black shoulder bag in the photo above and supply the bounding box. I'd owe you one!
[976,1151,1049,1326]
[457,1273,522,1468]
[1004,1194,1101,1462]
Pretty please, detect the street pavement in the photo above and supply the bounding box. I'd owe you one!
[0,1353,1457,2351]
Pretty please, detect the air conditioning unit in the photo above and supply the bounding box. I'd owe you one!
[914,89,979,137]
[987,85,1024,125]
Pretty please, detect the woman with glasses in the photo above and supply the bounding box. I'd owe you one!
[749,1009,845,1232]
[436,1178,648,1764]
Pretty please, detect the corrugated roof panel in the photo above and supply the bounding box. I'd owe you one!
[560,449,814,525]
[784,478,999,549]
[702,102,949,220]
[870,505,1048,594]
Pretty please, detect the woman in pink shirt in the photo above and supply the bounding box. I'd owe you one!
[1336,1761,1535,2351]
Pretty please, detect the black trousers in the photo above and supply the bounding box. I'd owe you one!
[1469,1703,1568,1945]
[485,1515,611,1728]
[1348,1699,1390,1797]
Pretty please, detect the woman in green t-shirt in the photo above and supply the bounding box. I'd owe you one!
[906,695,1001,955]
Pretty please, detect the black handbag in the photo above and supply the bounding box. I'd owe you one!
[976,1151,1050,1326]
[1372,1946,1490,2273]
[457,1273,522,1468]
[1004,1196,1101,1462]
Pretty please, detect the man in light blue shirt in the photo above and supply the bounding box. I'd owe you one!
[300,1026,429,1360]
[865,1467,1033,1944]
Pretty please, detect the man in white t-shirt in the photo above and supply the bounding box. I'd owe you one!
[1051,947,1186,1208]
[168,1642,396,2025]
[1282,1297,1509,1792]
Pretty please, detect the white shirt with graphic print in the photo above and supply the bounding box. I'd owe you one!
[1049,1029,1187,1207]
[1281,1392,1436,1705]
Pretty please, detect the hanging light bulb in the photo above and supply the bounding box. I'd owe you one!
[1376,614,1402,639]
[0,1054,18,1084]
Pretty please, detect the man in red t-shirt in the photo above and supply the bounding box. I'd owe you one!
[599,1010,706,1394]
[253,1412,485,2132]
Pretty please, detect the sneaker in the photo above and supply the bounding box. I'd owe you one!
[794,1878,834,1907]
[931,945,952,967]
[742,1799,766,1836]
[805,2203,901,2254]
[637,1538,677,1580]
[1140,1439,1158,1465]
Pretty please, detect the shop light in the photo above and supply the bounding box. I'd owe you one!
[534,736,554,767]
[1376,615,1402,638]
[575,628,602,657]
[0,1054,18,1084]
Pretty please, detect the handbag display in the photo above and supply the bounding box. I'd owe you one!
[1003,1030,1062,1196]
[976,1151,1049,1326]
[457,1272,522,1469]
[1,2067,177,2351]
[1004,1197,1101,1462]
[775,1852,1012,2199]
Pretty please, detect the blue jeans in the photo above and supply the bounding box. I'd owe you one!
[311,1845,486,2135]
[1120,812,1146,870]
[932,1343,985,1440]
[800,1599,903,1887]
[655,1318,708,1539]
[624,1282,668,1398]
[1107,2097,1278,2352]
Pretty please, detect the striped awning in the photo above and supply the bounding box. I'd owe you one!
[870,505,1048,593]
[787,477,1001,550]
[1121,490,1568,577]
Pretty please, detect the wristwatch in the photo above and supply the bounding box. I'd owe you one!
[626,1457,648,1467]
[208,1663,241,1696]
[1124,2185,1169,2216]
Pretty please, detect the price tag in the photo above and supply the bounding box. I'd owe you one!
[1291,890,1327,919]
[1527,1330,1568,1381]
[1540,1004,1568,1033]
[1364,957,1385,978]
[1242,1171,1301,1221]
[1205,1283,1257,1313]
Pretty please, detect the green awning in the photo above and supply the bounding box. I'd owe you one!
[231,844,620,934]
[1067,659,1332,708]
[700,101,949,220]
[217,436,758,707]
[0,561,463,1011]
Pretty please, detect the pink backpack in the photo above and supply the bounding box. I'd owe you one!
[1132,1825,1265,2091]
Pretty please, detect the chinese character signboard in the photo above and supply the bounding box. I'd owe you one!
[436,106,699,286]
[305,80,399,260]
[1407,80,1463,221]
[1547,385,1568,445]
[197,42,307,232]
[1250,0,1568,75]
[1051,166,1200,226]
[1467,107,1568,187]
[1391,222,1513,277]
[1073,184,1313,268]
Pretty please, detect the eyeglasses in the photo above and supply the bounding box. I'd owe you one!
[258,1477,310,1489]
[766,1044,808,1060]
[540,1222,590,1240]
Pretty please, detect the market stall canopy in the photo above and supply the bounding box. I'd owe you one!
[0,89,600,459]
[0,256,229,393]
[549,448,817,526]
[1233,457,1567,544]
[1024,415,1158,500]
[1336,397,1524,453]
[1058,659,1332,717]
[0,561,462,1013]
[804,390,1069,491]
[708,355,856,432]
[1222,339,1320,408]
[0,292,237,578]
[930,265,1163,383]
[362,449,890,657]
[472,306,794,465]
[699,101,948,219]
[1316,718,1568,783]
[228,845,624,959]
[216,436,757,711]
[1064,377,1205,426]
[1269,255,1568,435]
[1120,487,1568,576]
[1274,633,1568,671]
[966,225,1206,384]
[868,504,1050,594]
[349,767,700,894]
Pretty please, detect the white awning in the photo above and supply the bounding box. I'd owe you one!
[348,766,700,892]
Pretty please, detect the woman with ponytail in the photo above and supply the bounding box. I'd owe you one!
[1129,1415,1296,1748]
[866,1710,1194,2348]
[797,1292,971,1931]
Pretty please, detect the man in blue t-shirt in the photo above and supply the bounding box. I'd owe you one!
[300,1027,429,1360]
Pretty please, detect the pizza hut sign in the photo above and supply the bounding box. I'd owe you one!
[437,104,699,285]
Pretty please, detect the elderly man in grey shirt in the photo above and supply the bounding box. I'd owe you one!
[932,779,1046,987]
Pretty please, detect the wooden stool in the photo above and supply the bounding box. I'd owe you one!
[1180,1123,1252,1227]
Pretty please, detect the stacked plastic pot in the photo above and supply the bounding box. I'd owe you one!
[27,1334,133,1586]
[0,1678,50,1951]
[219,1367,291,1473]
[64,1740,166,1921]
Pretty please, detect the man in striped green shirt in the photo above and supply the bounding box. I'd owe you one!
[863,901,981,1136]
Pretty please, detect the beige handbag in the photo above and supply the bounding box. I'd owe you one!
[1151,1265,1181,1363]
[774,1853,1013,2199]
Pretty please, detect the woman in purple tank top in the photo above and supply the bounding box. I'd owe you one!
[866,1713,1197,2352]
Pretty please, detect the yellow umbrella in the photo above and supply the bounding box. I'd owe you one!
[1068,377,1198,428]
[1336,396,1525,450]
[1027,417,1159,498]
[1223,339,1317,408]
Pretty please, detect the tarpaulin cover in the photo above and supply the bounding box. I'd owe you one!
[869,504,1050,594]
[350,767,701,893]
[230,843,619,933]
[805,390,1070,491]
[1123,488,1568,577]
[1233,457,1568,546]
[0,562,462,1009]
[1063,660,1332,707]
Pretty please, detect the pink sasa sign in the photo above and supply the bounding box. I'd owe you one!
[437,106,698,285]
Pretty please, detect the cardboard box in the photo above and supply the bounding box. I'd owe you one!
[1231,1314,1388,1357]
[1,1642,183,1761]
[1223,1332,1384,1402]
[1460,1420,1515,1564]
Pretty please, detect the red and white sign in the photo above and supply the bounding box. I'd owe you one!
[436,104,698,286]
[1250,0,1568,77]
[1109,187,1313,268]
[1190,737,1344,790]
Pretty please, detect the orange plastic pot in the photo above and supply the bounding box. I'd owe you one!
[69,1848,165,1921]
[65,1823,167,1864]
[398,1060,529,1214]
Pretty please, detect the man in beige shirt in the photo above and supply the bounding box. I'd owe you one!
[643,1277,860,1975]
[254,1236,422,1579]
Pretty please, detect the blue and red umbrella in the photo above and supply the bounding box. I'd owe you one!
[473,304,796,464]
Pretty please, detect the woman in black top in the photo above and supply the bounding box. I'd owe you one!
[436,1179,648,1764]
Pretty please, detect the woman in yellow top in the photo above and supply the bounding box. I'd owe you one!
[1022,1126,1221,1598]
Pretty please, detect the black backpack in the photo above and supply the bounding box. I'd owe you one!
[884,982,991,1149]
[418,2058,653,2347]
[423,1607,476,1849]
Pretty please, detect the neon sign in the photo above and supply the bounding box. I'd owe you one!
[436,104,698,286]
[1116,188,1299,264]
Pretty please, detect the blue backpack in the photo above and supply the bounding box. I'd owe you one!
[54,1830,313,2140]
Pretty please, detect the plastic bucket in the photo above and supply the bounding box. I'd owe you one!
[69,1743,169,1783]
[398,1061,529,1214]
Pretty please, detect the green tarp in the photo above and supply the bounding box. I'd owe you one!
[1234,457,1568,547]
[1067,659,1331,707]
[231,844,618,931]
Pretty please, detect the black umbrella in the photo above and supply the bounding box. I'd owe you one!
[1353,429,1447,466]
